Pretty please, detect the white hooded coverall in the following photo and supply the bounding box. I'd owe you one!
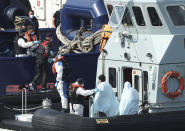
[119,81,139,115]
[90,82,119,117]
[69,82,95,116]
[55,61,68,109]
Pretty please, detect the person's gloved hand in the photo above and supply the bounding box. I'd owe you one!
[55,82,58,87]
[48,58,53,63]
[33,41,40,44]
[93,88,99,93]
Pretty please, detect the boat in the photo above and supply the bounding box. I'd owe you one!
[1,0,185,130]
[0,0,107,130]
[31,0,185,130]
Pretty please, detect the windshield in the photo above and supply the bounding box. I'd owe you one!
[167,5,185,26]
[109,6,125,27]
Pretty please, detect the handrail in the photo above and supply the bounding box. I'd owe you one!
[89,95,97,118]
[22,88,27,114]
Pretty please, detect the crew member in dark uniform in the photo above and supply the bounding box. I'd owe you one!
[52,10,62,47]
[14,28,39,89]
[29,33,53,92]
[28,10,39,37]
[14,28,39,57]
[69,78,98,116]
[52,10,61,28]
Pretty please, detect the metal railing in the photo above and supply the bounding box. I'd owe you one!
[89,95,100,118]
[22,88,27,114]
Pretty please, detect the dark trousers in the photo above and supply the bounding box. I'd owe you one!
[32,62,48,88]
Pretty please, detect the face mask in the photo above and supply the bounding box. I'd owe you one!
[30,32,35,35]
[30,15,34,18]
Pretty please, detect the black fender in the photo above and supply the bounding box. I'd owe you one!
[32,108,185,131]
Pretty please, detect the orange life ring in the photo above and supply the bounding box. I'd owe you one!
[161,71,184,98]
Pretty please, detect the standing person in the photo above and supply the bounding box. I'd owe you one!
[52,10,60,28]
[25,26,39,56]
[119,81,139,115]
[25,26,38,42]
[14,28,39,90]
[69,78,98,116]
[52,55,69,112]
[29,33,53,92]
[28,10,39,37]
[52,10,62,47]
[90,74,119,117]
[14,28,39,57]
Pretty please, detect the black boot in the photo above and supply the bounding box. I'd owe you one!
[40,88,47,92]
[29,82,36,91]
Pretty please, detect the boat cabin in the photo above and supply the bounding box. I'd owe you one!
[97,0,185,113]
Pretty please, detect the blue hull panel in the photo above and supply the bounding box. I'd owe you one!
[0,53,99,94]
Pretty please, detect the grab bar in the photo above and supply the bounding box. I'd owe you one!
[22,88,27,114]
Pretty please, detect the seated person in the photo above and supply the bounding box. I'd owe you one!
[119,81,139,115]
[90,74,119,117]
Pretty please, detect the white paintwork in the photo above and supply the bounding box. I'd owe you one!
[15,114,33,122]
[97,0,185,113]
[29,0,67,28]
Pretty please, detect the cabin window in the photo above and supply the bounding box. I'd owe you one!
[143,71,148,101]
[134,75,140,92]
[121,7,133,26]
[122,68,132,85]
[109,6,125,26]
[107,4,113,16]
[167,5,185,26]
[132,6,146,26]
[147,7,163,26]
[109,68,116,88]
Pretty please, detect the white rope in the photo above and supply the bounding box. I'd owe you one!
[56,24,102,54]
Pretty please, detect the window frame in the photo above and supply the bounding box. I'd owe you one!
[108,67,117,89]
[132,6,146,26]
[165,4,185,28]
[106,4,114,17]
[147,7,163,27]
[109,5,126,28]
[145,5,165,29]
[121,7,133,27]
[143,71,149,102]
[134,75,140,92]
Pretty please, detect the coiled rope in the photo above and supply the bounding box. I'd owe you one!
[56,24,102,54]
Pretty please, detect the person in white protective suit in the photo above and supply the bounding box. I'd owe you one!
[53,55,69,112]
[69,78,99,116]
[90,74,119,117]
[119,81,139,115]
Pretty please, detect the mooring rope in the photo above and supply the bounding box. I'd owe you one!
[56,24,102,54]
